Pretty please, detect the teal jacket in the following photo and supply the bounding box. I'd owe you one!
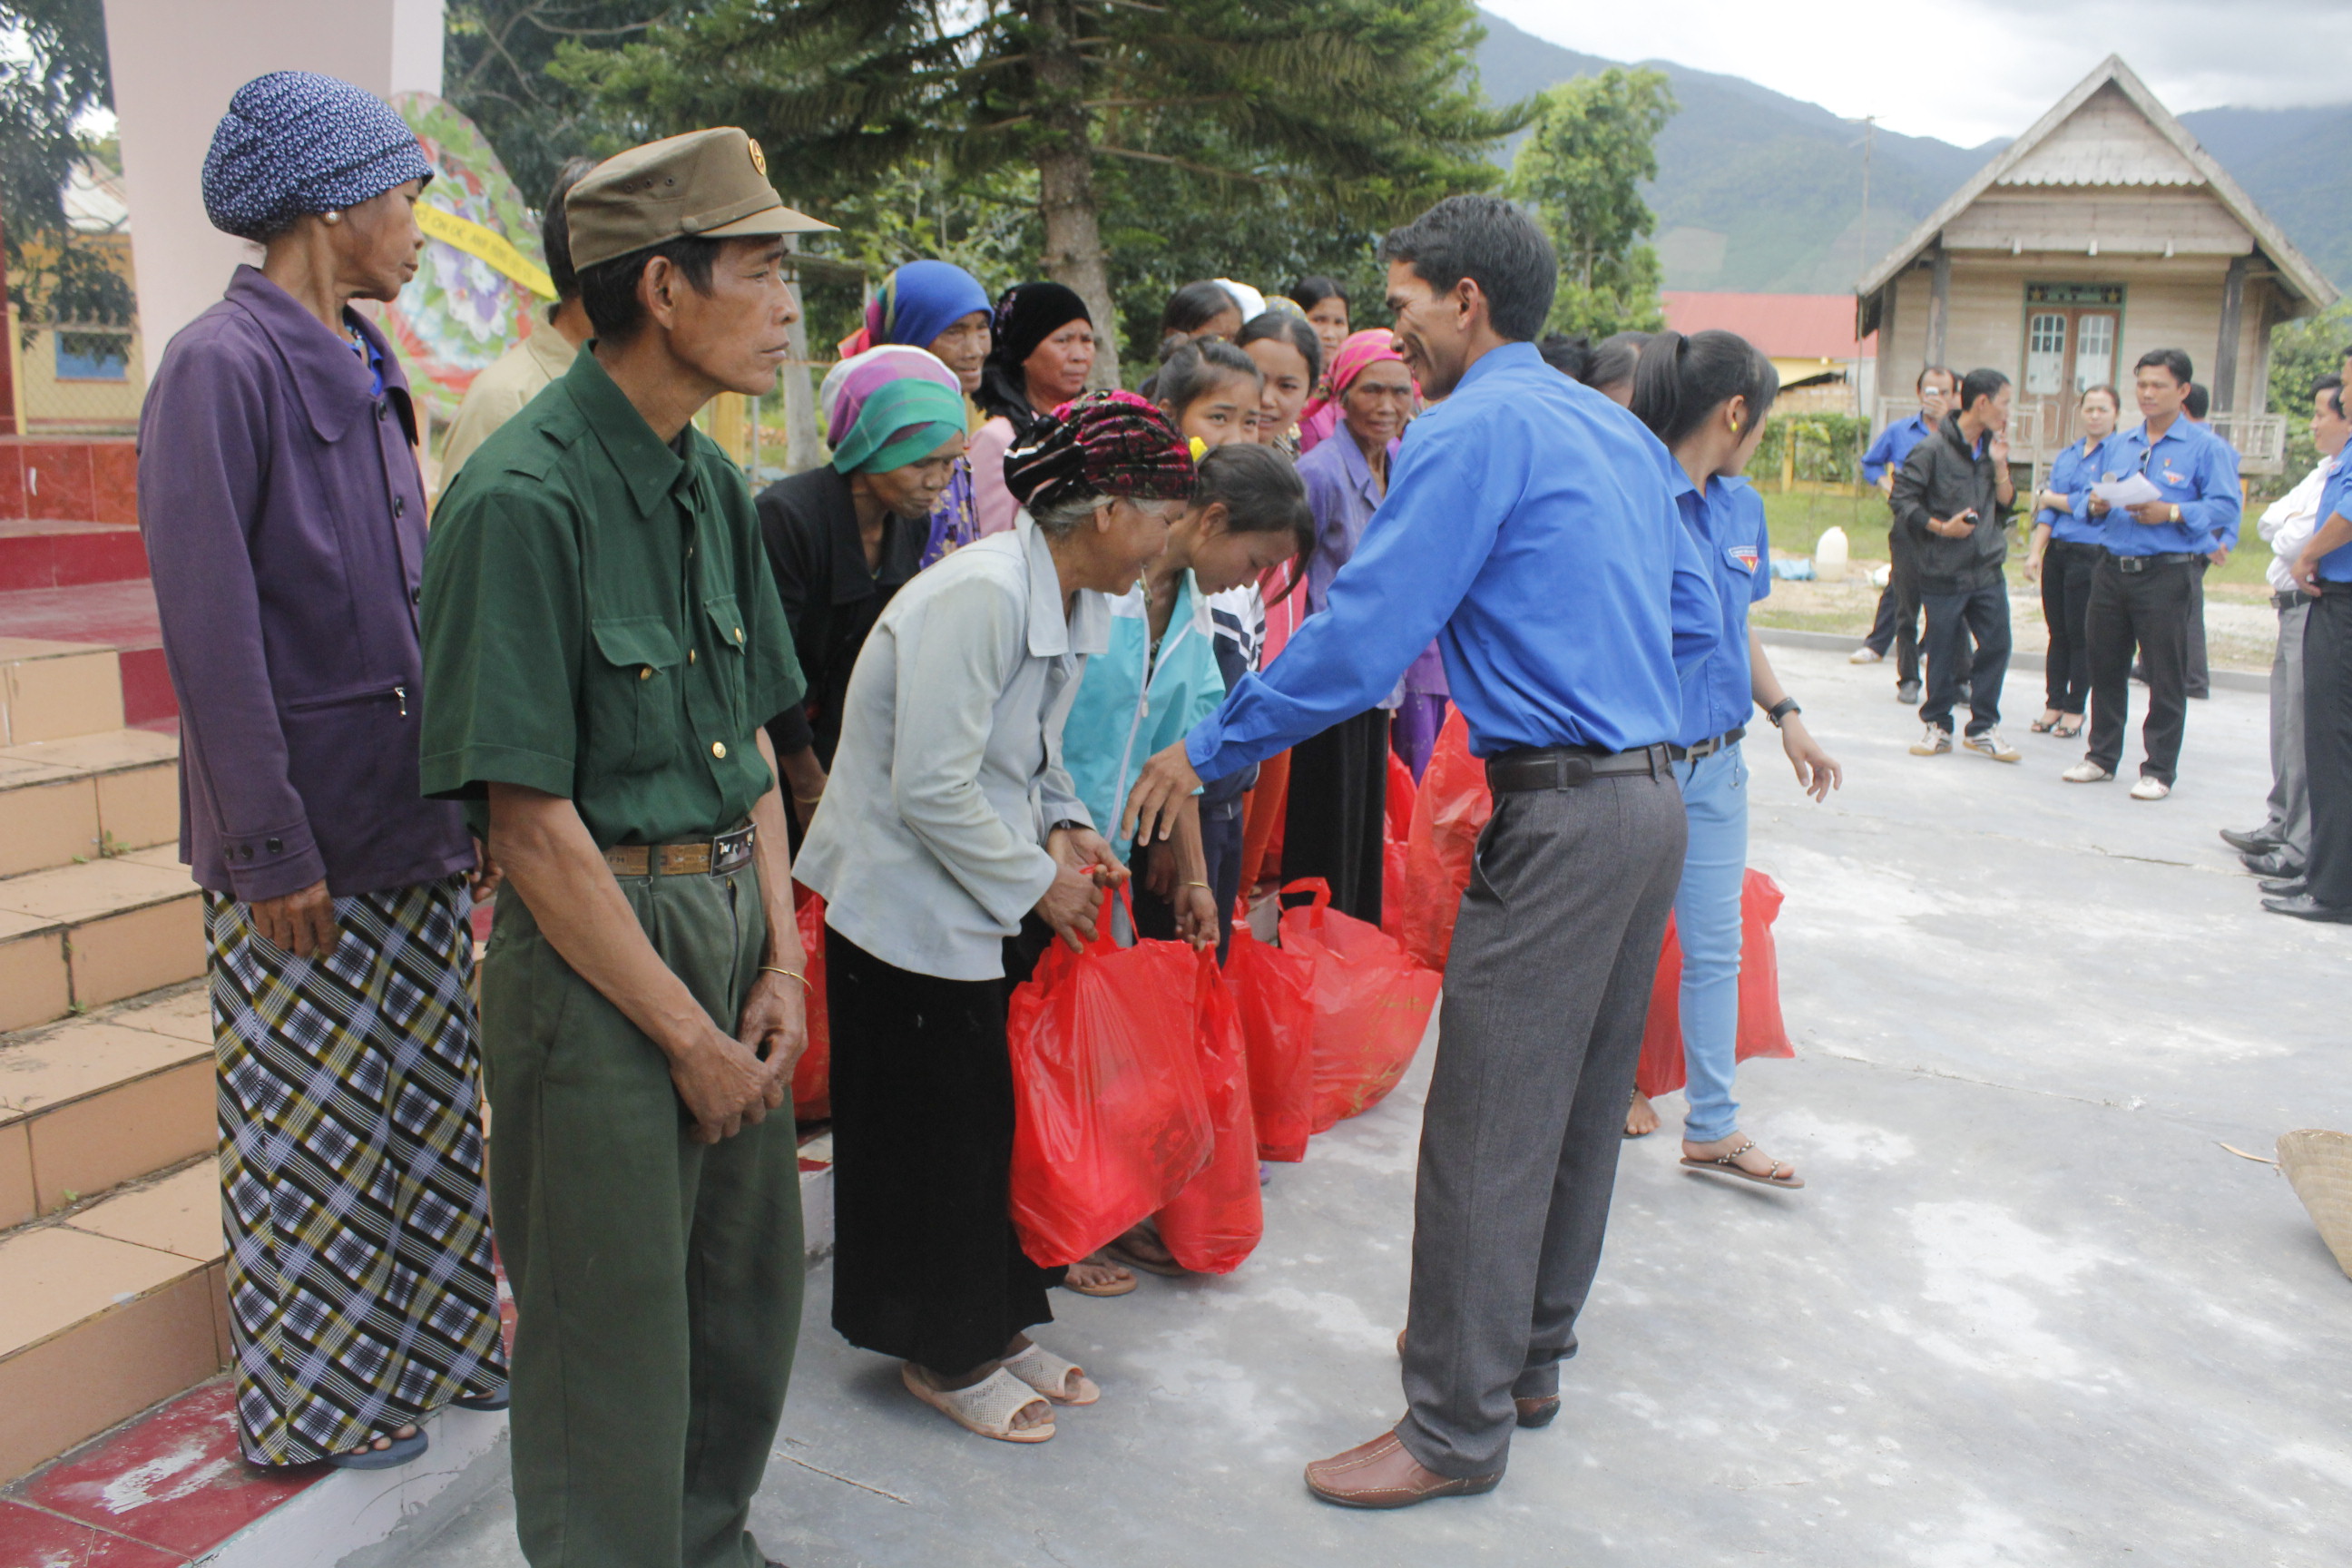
[1063,568,1225,860]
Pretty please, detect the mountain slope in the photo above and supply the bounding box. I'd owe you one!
[1472,9,2351,295]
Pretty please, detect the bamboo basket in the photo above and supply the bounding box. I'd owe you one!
[2278,1129,2352,1280]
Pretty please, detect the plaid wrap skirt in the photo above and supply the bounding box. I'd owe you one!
[208,874,508,1465]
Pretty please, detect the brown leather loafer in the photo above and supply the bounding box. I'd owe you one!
[1304,1433,1501,1509]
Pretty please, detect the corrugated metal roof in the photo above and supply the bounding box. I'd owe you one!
[1660,292,1876,361]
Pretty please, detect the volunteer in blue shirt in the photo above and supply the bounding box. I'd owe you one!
[2271,460,2352,922]
[2024,385,2122,736]
[2063,348,2243,799]
[1122,194,1717,1512]
[1852,365,1955,697]
[1626,328,1842,1181]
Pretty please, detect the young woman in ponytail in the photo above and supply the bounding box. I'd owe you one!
[1625,329,1842,1183]
[1153,337,1268,451]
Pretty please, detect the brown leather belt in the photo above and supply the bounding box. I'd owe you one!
[603,823,755,878]
[1485,742,1672,794]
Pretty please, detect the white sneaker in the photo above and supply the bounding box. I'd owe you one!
[1962,729,2021,763]
[2129,775,2171,800]
[1848,646,1884,664]
[1909,725,1953,757]
[2061,761,2114,783]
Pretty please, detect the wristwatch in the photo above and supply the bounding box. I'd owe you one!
[1766,698,1802,730]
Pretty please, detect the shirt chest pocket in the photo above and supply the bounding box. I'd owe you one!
[589,615,683,775]
[701,593,749,728]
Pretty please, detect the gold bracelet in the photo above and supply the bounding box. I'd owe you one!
[1182,880,1210,889]
[760,965,811,992]
[792,792,824,806]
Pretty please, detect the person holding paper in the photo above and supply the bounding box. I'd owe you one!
[2063,348,2243,800]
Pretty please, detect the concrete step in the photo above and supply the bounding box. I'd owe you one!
[0,1162,228,1485]
[0,727,178,878]
[0,987,211,1230]
[0,846,204,1034]
[0,519,149,592]
[0,583,174,731]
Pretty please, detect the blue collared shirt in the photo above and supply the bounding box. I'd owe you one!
[1861,412,1935,486]
[2314,460,2352,583]
[2037,434,2116,546]
[1184,340,1718,779]
[2100,418,2243,555]
[1676,475,1770,748]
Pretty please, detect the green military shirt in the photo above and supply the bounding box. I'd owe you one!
[418,348,804,846]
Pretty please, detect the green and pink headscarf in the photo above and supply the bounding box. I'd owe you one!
[821,346,967,475]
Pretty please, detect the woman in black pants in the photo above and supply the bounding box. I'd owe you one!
[2027,385,2121,738]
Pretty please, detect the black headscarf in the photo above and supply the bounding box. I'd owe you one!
[976,281,1093,437]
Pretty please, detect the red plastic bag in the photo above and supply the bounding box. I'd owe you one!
[1227,906,1316,1161]
[1007,894,1213,1268]
[1155,950,1264,1273]
[1399,708,1492,973]
[1279,878,1443,1132]
[1385,750,1418,843]
[789,887,831,1118]
[1634,869,1796,1099]
[1382,750,1417,945]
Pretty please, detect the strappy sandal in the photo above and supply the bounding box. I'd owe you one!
[900,1365,1055,1443]
[1680,1138,1805,1190]
[2029,716,2059,733]
[1001,1343,1100,1406]
[2052,720,2082,739]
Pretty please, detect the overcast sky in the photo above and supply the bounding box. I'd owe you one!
[1487,0,2352,147]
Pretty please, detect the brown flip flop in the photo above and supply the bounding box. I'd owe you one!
[1680,1138,1805,1190]
[1059,1253,1138,1297]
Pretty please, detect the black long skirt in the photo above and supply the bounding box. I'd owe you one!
[1282,706,1388,927]
[827,925,1063,1375]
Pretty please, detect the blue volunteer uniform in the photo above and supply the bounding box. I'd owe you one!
[1186,340,1716,777]
[1861,412,1936,487]
[2038,435,2117,545]
[2083,414,2244,787]
[2299,453,2352,912]
[1675,475,1769,749]
[2036,432,2117,719]
[1178,338,1714,1491]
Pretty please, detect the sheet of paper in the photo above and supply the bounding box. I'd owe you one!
[2091,472,2163,507]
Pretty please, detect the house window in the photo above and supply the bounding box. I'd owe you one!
[54,332,129,382]
[2025,313,2068,396]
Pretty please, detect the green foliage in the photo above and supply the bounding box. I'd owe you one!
[2267,297,2352,479]
[1504,67,1671,339]
[0,0,133,341]
[1747,413,1872,487]
[442,1,671,204]
[553,0,1520,379]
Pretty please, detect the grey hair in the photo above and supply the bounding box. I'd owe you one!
[1028,493,1107,538]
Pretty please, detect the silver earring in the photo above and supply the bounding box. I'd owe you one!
[321,211,343,225]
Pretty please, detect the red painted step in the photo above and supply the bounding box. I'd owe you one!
[0,580,176,728]
[0,438,138,526]
[0,521,150,592]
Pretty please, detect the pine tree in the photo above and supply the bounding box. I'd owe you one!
[1506,67,1674,340]
[559,0,1520,384]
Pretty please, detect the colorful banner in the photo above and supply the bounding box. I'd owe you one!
[415,204,556,300]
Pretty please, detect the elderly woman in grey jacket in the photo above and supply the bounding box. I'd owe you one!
[795,392,1197,1444]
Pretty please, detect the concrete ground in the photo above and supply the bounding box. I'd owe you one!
[407,645,2352,1568]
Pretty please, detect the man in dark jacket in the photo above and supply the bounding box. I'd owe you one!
[1893,368,2020,761]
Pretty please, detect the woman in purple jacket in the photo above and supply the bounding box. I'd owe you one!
[141,72,506,1471]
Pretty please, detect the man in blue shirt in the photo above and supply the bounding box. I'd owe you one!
[2269,456,2352,921]
[2063,348,2243,799]
[1853,366,1955,701]
[1123,195,1716,1510]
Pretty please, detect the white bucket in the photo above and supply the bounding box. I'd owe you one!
[1814,525,1850,583]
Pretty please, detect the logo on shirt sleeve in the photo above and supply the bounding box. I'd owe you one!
[1729,544,1759,573]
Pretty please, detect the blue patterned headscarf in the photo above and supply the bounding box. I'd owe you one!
[201,72,434,241]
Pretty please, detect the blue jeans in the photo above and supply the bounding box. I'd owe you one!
[1670,741,1748,1142]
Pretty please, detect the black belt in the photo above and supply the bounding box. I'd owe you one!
[1486,742,1672,794]
[1668,726,1744,763]
[2112,552,2200,573]
[2277,589,2315,611]
[603,822,756,877]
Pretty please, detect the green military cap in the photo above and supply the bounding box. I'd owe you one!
[566,127,833,270]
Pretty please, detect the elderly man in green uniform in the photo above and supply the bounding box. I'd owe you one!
[418,128,828,1568]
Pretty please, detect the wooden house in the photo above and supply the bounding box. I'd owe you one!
[1856,55,2337,476]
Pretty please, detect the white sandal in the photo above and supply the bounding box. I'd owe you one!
[900,1365,1055,1443]
[1001,1343,1101,1406]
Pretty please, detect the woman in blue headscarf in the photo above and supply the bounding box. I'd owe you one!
[144,70,507,1472]
[839,260,994,563]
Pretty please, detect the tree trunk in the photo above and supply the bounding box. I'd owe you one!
[1027,0,1120,388]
